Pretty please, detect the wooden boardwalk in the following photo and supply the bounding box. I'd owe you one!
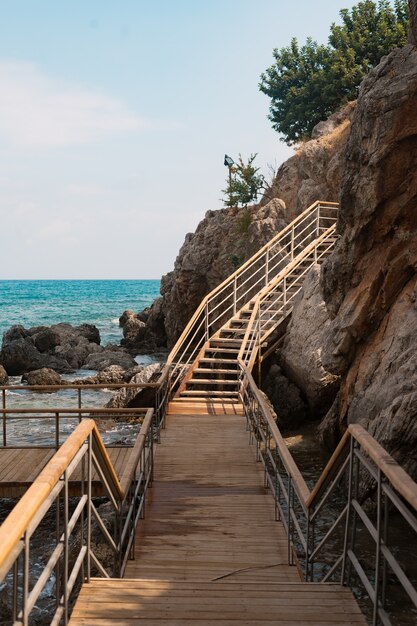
[0,446,132,497]
[70,411,366,625]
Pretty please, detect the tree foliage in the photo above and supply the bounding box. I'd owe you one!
[259,0,409,145]
[222,154,265,208]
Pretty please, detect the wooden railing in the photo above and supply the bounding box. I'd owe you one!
[239,361,417,626]
[0,409,155,625]
[159,201,338,389]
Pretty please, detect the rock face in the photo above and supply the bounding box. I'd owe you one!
[317,45,417,478]
[279,266,340,416]
[262,362,308,428]
[262,102,355,216]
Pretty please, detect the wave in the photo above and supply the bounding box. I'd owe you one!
[111,318,120,325]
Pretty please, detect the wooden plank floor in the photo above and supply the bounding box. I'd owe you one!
[0,446,132,497]
[70,411,367,625]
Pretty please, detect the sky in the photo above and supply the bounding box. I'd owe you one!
[0,0,360,280]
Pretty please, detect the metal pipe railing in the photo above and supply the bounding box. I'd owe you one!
[159,201,339,389]
[238,360,417,626]
[0,410,156,626]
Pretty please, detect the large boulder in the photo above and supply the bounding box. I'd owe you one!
[21,368,62,386]
[82,347,137,372]
[0,322,102,375]
[279,266,340,415]
[106,362,163,409]
[318,45,417,478]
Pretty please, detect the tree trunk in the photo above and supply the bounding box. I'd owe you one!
[409,0,417,46]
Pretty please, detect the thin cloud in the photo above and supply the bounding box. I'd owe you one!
[0,61,147,148]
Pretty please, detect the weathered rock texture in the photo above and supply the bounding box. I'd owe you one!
[318,44,417,478]
[0,323,136,376]
[261,102,355,217]
[21,368,62,386]
[279,266,340,415]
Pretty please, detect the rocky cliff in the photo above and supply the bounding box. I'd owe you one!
[138,102,354,350]
[317,44,417,478]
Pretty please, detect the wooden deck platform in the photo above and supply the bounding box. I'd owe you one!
[70,411,366,625]
[0,446,132,497]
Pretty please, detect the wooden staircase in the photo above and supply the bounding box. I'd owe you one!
[168,227,337,415]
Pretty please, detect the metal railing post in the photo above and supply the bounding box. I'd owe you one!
[341,437,354,586]
[290,227,295,260]
[55,412,60,449]
[2,388,6,447]
[86,433,92,582]
[265,248,269,286]
[316,204,321,236]
[233,276,237,315]
[205,302,209,341]
[373,468,382,625]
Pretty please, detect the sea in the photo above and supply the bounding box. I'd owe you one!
[0,279,162,446]
[0,279,160,346]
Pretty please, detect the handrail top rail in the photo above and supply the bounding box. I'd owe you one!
[0,407,151,415]
[159,200,339,378]
[240,362,417,515]
[0,382,160,391]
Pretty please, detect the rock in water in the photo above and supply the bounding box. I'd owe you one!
[0,365,8,385]
[21,368,62,386]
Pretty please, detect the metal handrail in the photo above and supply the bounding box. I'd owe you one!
[159,200,338,388]
[0,409,156,626]
[239,361,417,626]
[238,225,337,372]
[0,381,168,447]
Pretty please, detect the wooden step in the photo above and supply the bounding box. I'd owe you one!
[167,401,244,415]
[172,396,240,404]
[210,338,241,345]
[186,379,238,386]
[194,368,238,375]
[179,390,240,397]
[205,347,240,354]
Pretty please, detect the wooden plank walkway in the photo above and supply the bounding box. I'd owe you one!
[70,411,366,625]
[0,446,132,497]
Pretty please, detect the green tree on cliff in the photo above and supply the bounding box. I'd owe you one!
[259,0,409,145]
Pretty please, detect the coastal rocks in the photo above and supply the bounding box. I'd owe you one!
[82,346,137,372]
[0,322,136,376]
[318,45,417,477]
[73,365,142,385]
[0,365,8,384]
[119,305,166,352]
[279,266,340,415]
[21,368,62,386]
[106,362,163,409]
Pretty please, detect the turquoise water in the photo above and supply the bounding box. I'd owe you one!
[0,279,160,346]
